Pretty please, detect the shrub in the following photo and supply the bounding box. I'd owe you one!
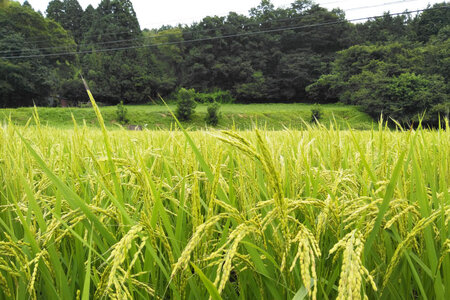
[311,104,323,123]
[205,102,221,126]
[194,90,235,104]
[211,90,235,104]
[60,78,86,103]
[176,88,197,121]
[349,72,448,126]
[116,100,129,124]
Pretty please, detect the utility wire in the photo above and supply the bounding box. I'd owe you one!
[345,0,423,11]
[0,0,424,56]
[6,0,419,48]
[138,0,406,29]
[1,6,448,60]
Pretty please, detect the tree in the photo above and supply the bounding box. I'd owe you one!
[412,2,450,42]
[176,88,197,121]
[0,2,76,107]
[59,78,85,103]
[307,41,449,126]
[81,0,146,104]
[205,102,220,126]
[46,1,64,25]
[22,1,32,8]
[46,0,83,43]
[80,4,96,38]
[355,13,412,43]
[140,27,184,98]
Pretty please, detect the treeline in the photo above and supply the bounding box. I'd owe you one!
[0,0,449,125]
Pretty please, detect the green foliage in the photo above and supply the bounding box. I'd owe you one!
[176,88,197,121]
[182,1,353,102]
[1,0,449,117]
[308,38,450,126]
[0,0,9,8]
[60,78,85,103]
[310,104,323,123]
[116,100,129,124]
[0,103,374,130]
[352,72,447,125]
[195,90,235,104]
[80,0,147,104]
[305,74,340,103]
[205,102,221,126]
[355,13,411,43]
[0,2,76,107]
[46,0,84,43]
[236,71,267,102]
[412,2,450,42]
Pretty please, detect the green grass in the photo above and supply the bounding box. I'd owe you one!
[0,103,374,130]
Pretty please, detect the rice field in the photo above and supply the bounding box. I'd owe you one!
[0,106,449,299]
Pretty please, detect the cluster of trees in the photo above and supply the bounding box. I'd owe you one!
[308,4,450,125]
[0,0,448,125]
[0,0,76,107]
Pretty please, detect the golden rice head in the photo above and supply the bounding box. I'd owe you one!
[290,223,321,300]
[329,230,377,300]
[384,206,450,287]
[171,214,228,279]
[95,224,143,299]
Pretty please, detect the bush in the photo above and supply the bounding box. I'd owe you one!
[205,102,221,126]
[60,79,86,103]
[116,101,129,124]
[176,88,197,121]
[310,104,323,123]
[194,90,235,104]
[347,72,448,126]
[211,90,235,104]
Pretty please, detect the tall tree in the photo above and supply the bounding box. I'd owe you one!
[81,0,147,103]
[0,1,76,107]
[412,2,450,42]
[46,0,83,43]
[46,0,64,26]
[355,13,412,43]
[80,4,96,38]
[22,1,31,8]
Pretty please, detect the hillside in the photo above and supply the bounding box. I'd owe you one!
[0,103,373,130]
[0,104,372,130]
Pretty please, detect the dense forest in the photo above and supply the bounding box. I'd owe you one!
[0,0,449,125]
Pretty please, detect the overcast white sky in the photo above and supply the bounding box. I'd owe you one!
[24,0,444,29]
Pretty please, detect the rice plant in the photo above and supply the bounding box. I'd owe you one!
[0,103,448,299]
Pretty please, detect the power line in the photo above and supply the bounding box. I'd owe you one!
[135,0,418,29]
[5,0,419,48]
[319,0,418,8]
[0,6,438,59]
[345,0,422,12]
[1,6,448,60]
[0,0,425,56]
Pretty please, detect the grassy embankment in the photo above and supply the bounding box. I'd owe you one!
[0,103,374,130]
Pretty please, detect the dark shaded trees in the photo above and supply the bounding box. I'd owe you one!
[307,41,449,125]
[412,2,450,42]
[180,0,353,102]
[1,0,448,120]
[0,1,76,107]
[80,0,147,104]
[46,0,83,43]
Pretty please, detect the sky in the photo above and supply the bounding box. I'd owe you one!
[24,0,444,29]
